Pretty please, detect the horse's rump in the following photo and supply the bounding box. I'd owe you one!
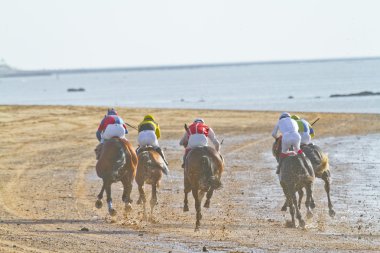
[280,155,314,184]
[302,143,329,177]
[96,138,137,180]
[136,146,165,185]
[119,138,138,177]
[186,146,224,190]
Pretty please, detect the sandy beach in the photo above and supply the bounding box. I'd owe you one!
[0,105,379,252]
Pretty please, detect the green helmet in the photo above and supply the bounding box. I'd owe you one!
[291,115,300,120]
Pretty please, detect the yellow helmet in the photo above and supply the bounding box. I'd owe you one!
[291,115,300,120]
[143,114,155,121]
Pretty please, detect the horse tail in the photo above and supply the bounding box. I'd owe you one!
[201,155,222,190]
[319,153,329,173]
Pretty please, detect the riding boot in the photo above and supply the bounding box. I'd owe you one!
[135,146,140,155]
[276,157,283,174]
[181,154,186,169]
[155,147,169,166]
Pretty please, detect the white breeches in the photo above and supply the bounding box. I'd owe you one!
[102,124,125,142]
[138,130,159,147]
[282,131,301,153]
[300,132,311,145]
[188,134,208,148]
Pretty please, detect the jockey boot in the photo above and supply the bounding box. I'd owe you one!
[181,154,186,169]
[156,147,169,166]
[276,157,283,174]
[135,146,140,155]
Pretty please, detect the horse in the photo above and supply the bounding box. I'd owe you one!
[135,146,169,220]
[273,137,335,217]
[183,146,224,231]
[95,137,138,216]
[279,153,315,228]
[302,143,335,217]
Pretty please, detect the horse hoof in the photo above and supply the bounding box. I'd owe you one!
[95,200,103,209]
[281,206,287,212]
[204,200,210,208]
[109,208,117,216]
[299,219,306,229]
[125,203,132,212]
[183,205,189,212]
[329,209,336,217]
[194,226,200,232]
[310,202,316,209]
[137,199,142,205]
[306,211,313,219]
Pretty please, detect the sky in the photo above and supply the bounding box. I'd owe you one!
[1,0,380,70]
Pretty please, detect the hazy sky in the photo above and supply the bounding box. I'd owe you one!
[1,0,380,70]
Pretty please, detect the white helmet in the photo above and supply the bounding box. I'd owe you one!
[193,118,204,123]
[279,112,290,120]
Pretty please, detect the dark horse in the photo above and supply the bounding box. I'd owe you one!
[136,146,169,220]
[273,137,335,217]
[279,154,315,228]
[183,146,224,231]
[95,137,138,216]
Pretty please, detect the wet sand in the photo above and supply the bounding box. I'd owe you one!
[0,105,379,252]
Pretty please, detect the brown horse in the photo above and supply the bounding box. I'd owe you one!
[279,154,315,228]
[95,137,137,216]
[183,146,224,231]
[135,146,169,220]
[273,137,335,217]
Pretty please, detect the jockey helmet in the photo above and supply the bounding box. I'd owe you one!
[279,112,290,120]
[144,114,155,121]
[193,118,204,123]
[107,108,118,115]
[291,115,300,120]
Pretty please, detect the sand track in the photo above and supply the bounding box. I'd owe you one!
[0,105,379,252]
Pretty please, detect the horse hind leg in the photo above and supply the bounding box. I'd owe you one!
[192,188,202,231]
[204,188,214,208]
[305,184,314,220]
[149,182,158,221]
[183,177,191,212]
[121,173,133,213]
[293,192,305,228]
[95,184,105,209]
[104,180,116,216]
[322,172,335,217]
[137,182,147,220]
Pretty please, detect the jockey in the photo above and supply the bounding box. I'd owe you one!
[272,112,301,153]
[95,108,128,159]
[291,115,315,145]
[136,114,169,166]
[179,118,220,168]
[272,112,302,174]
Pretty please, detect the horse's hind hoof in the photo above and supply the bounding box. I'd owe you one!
[95,199,103,209]
[306,211,313,219]
[183,205,189,212]
[281,206,287,212]
[204,200,210,208]
[310,202,316,209]
[299,219,306,229]
[329,209,336,217]
[109,208,117,216]
[125,203,132,212]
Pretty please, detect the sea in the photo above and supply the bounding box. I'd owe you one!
[1,58,380,113]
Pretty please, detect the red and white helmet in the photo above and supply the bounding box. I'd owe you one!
[193,118,204,123]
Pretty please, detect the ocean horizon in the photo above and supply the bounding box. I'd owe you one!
[1,57,380,114]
